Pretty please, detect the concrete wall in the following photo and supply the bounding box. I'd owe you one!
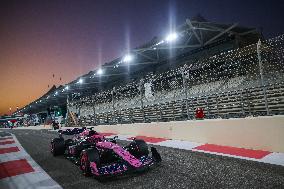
[93,115,284,153]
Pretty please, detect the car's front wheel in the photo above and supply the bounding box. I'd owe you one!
[127,139,149,158]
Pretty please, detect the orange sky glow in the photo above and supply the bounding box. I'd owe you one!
[1,0,283,116]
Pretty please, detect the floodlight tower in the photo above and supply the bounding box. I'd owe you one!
[165,33,178,42]
[97,68,103,75]
[123,54,133,63]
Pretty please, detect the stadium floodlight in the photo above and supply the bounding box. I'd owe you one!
[55,91,58,95]
[77,78,83,84]
[122,54,133,63]
[97,68,103,75]
[65,85,69,90]
[165,32,178,42]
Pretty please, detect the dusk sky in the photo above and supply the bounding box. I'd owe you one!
[1,0,284,116]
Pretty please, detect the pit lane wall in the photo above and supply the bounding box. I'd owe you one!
[93,115,284,153]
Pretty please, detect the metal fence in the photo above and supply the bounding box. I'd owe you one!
[67,35,284,126]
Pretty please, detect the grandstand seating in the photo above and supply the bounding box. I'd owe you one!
[71,75,284,126]
[66,34,284,126]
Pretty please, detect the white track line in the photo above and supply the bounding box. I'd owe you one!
[0,133,62,189]
[261,153,284,166]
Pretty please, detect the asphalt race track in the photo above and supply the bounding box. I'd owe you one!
[3,129,284,189]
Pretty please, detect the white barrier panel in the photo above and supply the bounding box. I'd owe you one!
[93,115,284,153]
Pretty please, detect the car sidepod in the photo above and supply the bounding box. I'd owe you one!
[88,141,162,177]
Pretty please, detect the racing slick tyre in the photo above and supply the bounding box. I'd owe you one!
[128,139,149,158]
[80,148,100,176]
[64,139,73,147]
[51,138,65,156]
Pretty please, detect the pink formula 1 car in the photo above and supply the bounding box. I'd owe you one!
[50,128,162,178]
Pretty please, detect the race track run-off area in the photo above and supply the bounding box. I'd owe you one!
[1,129,284,189]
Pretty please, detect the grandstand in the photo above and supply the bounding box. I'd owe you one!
[16,16,284,126]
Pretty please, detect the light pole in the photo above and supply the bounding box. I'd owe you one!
[257,39,269,115]
[139,79,146,122]
[66,94,70,126]
[92,98,96,125]
[182,69,190,120]
[112,87,116,123]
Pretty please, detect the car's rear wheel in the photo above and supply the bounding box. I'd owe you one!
[50,138,65,156]
[128,139,149,158]
[80,148,100,176]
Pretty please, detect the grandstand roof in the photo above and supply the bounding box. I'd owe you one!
[18,16,261,114]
